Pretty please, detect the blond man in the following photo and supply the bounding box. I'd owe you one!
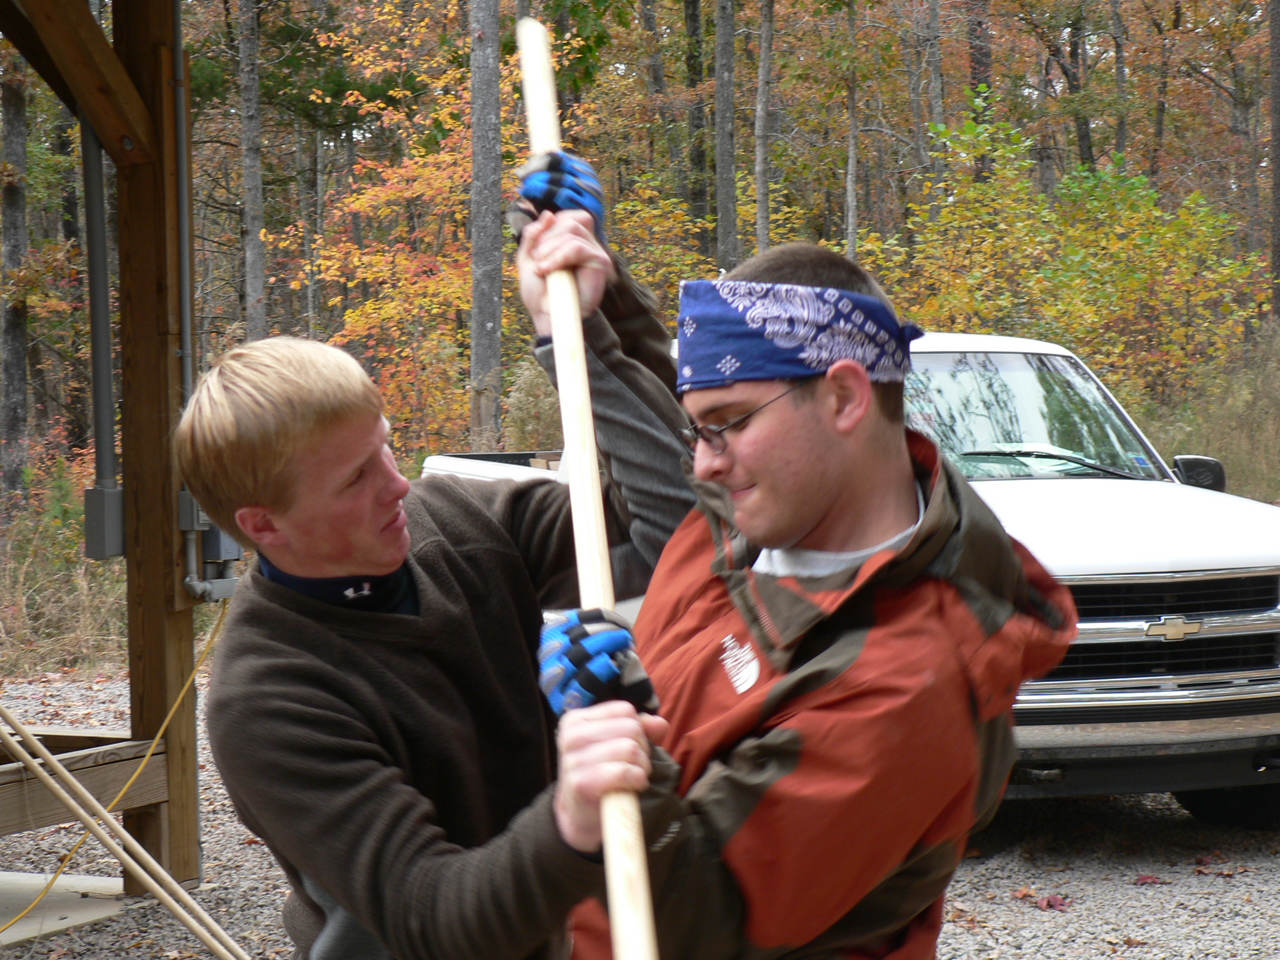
[176,212,691,960]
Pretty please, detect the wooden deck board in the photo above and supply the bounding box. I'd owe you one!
[0,739,168,835]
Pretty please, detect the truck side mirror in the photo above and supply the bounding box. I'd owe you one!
[1172,454,1226,492]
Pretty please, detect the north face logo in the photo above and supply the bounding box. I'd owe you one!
[718,634,760,694]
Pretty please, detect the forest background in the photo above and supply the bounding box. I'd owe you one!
[3,0,1280,671]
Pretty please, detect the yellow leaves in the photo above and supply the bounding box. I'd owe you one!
[854,121,1266,406]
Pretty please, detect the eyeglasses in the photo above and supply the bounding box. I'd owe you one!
[680,384,805,455]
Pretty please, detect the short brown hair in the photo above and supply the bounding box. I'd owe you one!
[724,243,905,423]
[174,337,382,545]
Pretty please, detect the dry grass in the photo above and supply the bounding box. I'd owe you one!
[501,357,564,452]
[1136,329,1280,506]
[0,507,128,678]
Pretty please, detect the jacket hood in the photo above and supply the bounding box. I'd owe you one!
[918,449,1077,719]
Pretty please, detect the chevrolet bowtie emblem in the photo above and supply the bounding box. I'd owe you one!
[1145,615,1203,642]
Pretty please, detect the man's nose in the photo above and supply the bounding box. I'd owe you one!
[691,440,729,482]
[380,449,411,500]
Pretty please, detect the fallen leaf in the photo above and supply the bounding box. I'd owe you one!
[945,907,982,931]
[1012,885,1035,900]
[1124,937,1148,947]
[1135,874,1169,885]
[1035,894,1071,911]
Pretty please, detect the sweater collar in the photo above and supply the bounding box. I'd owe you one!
[257,554,418,614]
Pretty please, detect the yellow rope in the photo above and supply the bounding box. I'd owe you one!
[0,599,229,936]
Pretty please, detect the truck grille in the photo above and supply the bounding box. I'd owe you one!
[1049,632,1280,681]
[1036,574,1280,684]
[1070,575,1279,619]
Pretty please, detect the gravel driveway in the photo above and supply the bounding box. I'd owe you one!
[2,673,1278,959]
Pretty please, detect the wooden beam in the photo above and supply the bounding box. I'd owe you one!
[17,0,154,166]
[0,727,130,761]
[0,0,76,111]
[0,740,168,835]
[115,2,200,891]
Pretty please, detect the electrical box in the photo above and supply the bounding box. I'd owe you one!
[84,486,125,559]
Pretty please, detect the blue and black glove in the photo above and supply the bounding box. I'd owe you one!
[538,608,658,716]
[508,151,607,245]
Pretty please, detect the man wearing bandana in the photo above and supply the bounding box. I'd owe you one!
[547,235,1078,958]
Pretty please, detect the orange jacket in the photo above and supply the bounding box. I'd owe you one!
[574,433,1076,959]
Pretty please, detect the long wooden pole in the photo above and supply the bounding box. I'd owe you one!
[516,19,659,960]
[0,705,250,960]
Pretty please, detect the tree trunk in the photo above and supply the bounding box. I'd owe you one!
[1184,37,1264,253]
[293,119,320,337]
[684,0,710,255]
[1109,0,1128,168]
[845,0,858,254]
[905,22,929,175]
[469,0,502,448]
[714,0,738,269]
[1147,1,1177,179]
[1229,67,1263,254]
[1272,0,1280,321]
[56,106,80,245]
[1,58,28,497]
[640,0,682,184]
[238,0,267,340]
[346,130,370,305]
[313,128,326,331]
[966,0,993,181]
[1067,16,1096,169]
[55,104,91,449]
[754,0,773,255]
[1018,3,1097,171]
[1034,58,1060,194]
[925,0,944,174]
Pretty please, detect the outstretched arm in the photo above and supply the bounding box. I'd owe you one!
[515,204,693,603]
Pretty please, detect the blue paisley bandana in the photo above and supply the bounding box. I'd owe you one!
[675,279,924,393]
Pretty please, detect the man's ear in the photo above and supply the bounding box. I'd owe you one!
[234,505,286,550]
[824,359,874,433]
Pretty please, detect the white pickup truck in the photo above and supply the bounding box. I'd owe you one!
[424,331,1280,828]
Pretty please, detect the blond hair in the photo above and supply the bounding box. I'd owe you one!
[174,337,383,545]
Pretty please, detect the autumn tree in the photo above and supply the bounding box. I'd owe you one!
[1178,0,1268,253]
[860,113,1266,402]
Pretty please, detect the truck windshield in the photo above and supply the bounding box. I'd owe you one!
[904,351,1167,481]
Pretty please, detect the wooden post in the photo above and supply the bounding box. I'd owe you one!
[114,1,200,890]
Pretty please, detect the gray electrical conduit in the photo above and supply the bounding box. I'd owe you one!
[172,0,215,601]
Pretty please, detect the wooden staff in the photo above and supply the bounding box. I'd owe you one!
[0,704,251,960]
[516,18,659,960]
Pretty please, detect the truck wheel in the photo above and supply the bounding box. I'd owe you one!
[1173,784,1280,829]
